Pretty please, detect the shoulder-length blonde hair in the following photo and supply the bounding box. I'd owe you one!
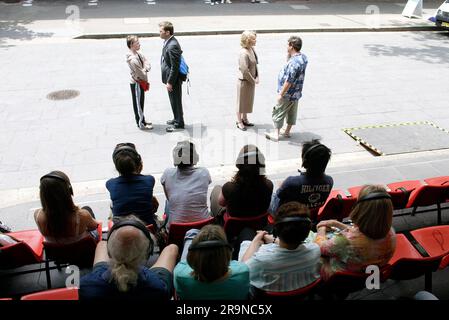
[350,185,393,240]
[240,30,256,48]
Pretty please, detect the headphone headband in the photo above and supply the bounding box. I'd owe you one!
[236,151,266,167]
[108,220,154,256]
[357,192,392,203]
[188,240,233,251]
[303,143,325,161]
[274,216,312,226]
[40,173,73,195]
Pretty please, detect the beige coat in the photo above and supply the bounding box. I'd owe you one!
[126,51,151,84]
[237,47,258,113]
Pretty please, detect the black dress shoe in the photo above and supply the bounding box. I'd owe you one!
[236,121,247,131]
[242,119,254,127]
[166,119,176,125]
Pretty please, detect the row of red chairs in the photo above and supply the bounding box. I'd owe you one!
[316,176,449,224]
[3,224,448,301]
[2,220,448,300]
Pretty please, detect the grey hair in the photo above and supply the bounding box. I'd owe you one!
[108,225,150,292]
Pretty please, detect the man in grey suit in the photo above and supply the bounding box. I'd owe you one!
[159,21,185,132]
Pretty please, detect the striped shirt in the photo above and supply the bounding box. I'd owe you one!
[239,236,321,292]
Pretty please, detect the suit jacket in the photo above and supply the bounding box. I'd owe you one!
[161,36,182,85]
[237,47,258,85]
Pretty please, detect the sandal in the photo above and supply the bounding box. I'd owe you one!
[242,119,254,127]
[236,121,247,131]
[280,129,291,138]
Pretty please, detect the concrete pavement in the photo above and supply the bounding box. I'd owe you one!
[1,1,449,231]
[0,0,444,43]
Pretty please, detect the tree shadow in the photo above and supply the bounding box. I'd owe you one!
[0,19,54,48]
[364,32,449,65]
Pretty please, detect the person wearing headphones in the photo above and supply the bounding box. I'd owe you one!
[80,215,178,299]
[269,140,333,216]
[173,225,250,300]
[210,144,273,220]
[35,170,100,244]
[160,141,211,229]
[238,202,320,295]
[315,185,397,280]
[106,143,159,226]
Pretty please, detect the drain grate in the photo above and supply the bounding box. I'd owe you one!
[47,90,80,101]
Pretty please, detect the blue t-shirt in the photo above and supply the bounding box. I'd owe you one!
[79,263,170,300]
[275,172,333,210]
[106,174,156,225]
[174,260,250,300]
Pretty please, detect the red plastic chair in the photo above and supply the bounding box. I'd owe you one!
[317,190,356,222]
[425,176,449,203]
[168,217,215,248]
[254,278,321,301]
[388,233,443,292]
[348,185,411,210]
[388,180,449,224]
[223,212,268,241]
[21,287,79,300]
[0,229,44,269]
[410,225,449,269]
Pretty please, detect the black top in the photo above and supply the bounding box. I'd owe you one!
[222,179,273,217]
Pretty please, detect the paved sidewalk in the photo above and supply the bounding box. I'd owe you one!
[0,0,443,42]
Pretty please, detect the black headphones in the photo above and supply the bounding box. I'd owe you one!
[40,172,73,196]
[302,143,327,168]
[189,240,233,251]
[107,219,154,259]
[357,192,392,203]
[273,216,312,237]
[236,150,266,170]
[112,143,142,167]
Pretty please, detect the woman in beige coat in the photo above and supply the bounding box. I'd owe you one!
[236,31,259,131]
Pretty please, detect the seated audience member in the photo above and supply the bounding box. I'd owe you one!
[80,215,178,300]
[35,171,99,244]
[161,141,211,228]
[106,143,159,226]
[210,144,273,219]
[238,202,320,294]
[315,185,396,280]
[174,225,250,300]
[270,140,333,215]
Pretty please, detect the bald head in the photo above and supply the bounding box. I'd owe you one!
[108,225,150,264]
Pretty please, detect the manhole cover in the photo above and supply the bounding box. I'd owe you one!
[46,90,80,101]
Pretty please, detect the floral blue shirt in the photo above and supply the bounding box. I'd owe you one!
[277,53,308,101]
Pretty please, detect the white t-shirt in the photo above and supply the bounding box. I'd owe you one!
[161,167,211,227]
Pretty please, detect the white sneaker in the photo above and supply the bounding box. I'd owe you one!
[265,132,279,142]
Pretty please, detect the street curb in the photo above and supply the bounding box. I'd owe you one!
[74,25,441,39]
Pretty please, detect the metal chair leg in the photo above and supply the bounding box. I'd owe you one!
[45,260,52,289]
[424,272,432,293]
